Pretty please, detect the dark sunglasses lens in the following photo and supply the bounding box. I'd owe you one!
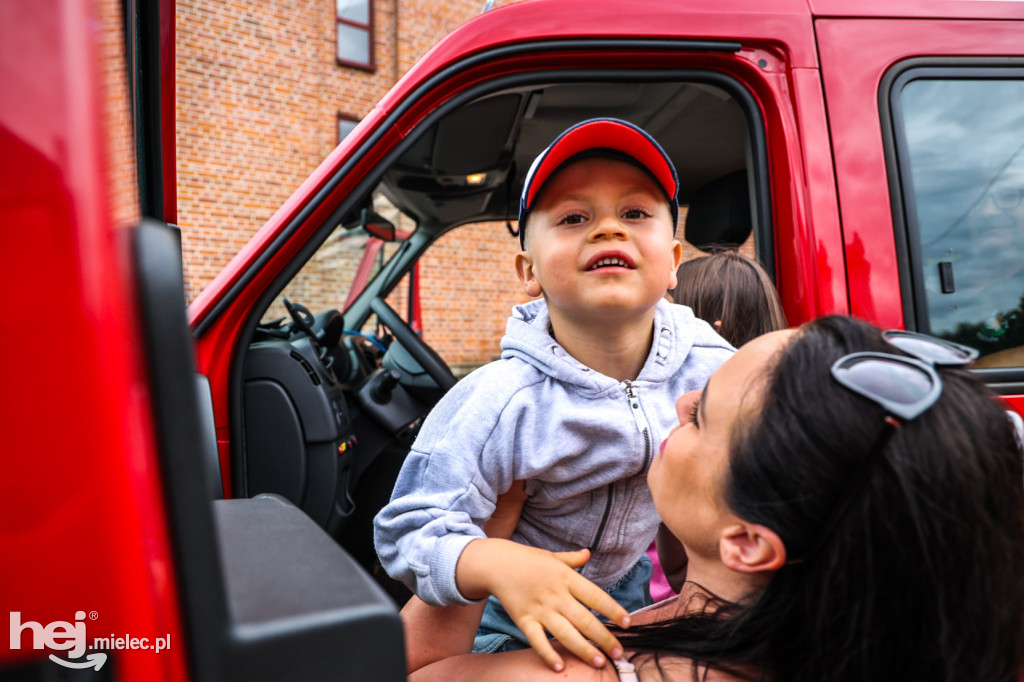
[883,332,977,365]
[834,357,935,406]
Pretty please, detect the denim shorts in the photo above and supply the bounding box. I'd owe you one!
[471,553,653,654]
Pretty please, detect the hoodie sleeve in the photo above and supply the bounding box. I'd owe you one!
[372,366,526,606]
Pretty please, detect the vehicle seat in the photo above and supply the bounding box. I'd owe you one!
[195,373,223,500]
[684,170,752,251]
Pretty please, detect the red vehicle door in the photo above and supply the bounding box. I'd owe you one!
[2,2,406,680]
[0,1,189,679]
[813,0,1024,411]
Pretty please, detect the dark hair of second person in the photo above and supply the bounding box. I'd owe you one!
[672,249,787,347]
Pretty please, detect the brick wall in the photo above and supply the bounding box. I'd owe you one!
[175,0,508,298]
[98,0,139,231]
[416,222,533,369]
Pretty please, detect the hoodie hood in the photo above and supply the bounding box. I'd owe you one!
[500,298,730,393]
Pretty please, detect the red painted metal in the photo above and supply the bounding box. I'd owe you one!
[189,0,1024,482]
[344,237,385,311]
[161,0,177,224]
[0,1,186,678]
[411,262,422,334]
[808,0,1024,19]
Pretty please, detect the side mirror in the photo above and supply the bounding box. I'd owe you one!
[361,208,396,242]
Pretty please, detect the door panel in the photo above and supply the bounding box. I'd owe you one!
[817,17,1024,398]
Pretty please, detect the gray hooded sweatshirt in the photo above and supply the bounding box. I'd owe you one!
[373,298,734,607]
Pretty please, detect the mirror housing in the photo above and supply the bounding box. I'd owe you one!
[341,202,398,242]
[362,208,396,242]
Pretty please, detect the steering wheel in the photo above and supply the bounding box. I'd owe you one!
[370,297,457,393]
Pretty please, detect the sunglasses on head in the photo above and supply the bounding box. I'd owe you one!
[788,330,978,564]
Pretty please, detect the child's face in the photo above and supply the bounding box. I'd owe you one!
[515,156,682,324]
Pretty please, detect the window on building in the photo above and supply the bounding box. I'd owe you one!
[336,0,373,70]
[889,65,1024,368]
[338,115,359,143]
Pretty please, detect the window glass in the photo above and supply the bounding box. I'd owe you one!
[336,24,370,66]
[336,0,371,68]
[261,193,408,325]
[338,117,358,143]
[896,76,1024,367]
[336,0,368,23]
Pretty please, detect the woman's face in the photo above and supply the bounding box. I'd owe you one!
[648,330,795,559]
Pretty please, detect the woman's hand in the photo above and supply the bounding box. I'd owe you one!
[455,539,631,672]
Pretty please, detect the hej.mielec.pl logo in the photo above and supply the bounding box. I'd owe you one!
[10,611,170,671]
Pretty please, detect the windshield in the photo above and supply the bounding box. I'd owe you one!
[260,194,411,325]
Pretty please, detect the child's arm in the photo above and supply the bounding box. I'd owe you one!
[402,481,528,673]
[455,539,630,672]
[656,523,688,593]
[374,371,526,607]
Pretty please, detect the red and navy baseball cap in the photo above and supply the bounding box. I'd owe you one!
[517,118,679,249]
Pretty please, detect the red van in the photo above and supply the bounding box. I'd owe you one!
[4,0,1024,679]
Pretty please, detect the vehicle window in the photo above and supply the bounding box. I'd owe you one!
[260,76,768,376]
[891,70,1024,367]
[261,193,409,325]
[411,222,534,378]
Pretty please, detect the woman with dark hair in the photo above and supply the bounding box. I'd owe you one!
[672,250,787,349]
[653,249,787,602]
[405,316,1024,681]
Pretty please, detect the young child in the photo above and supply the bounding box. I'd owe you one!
[373,118,734,671]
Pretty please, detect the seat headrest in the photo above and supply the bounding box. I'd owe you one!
[684,170,751,252]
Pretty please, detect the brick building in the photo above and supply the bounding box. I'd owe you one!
[175,0,743,372]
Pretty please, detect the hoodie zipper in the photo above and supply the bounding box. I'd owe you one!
[624,381,653,471]
[589,381,652,556]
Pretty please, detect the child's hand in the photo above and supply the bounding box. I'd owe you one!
[455,539,631,672]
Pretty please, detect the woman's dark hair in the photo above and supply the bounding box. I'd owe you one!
[617,316,1024,681]
[672,249,787,348]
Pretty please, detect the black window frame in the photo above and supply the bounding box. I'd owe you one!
[881,56,1024,389]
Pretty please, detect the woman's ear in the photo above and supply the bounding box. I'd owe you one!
[713,320,723,331]
[719,522,786,574]
[515,252,543,298]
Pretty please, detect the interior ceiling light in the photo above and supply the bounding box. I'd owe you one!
[465,172,487,185]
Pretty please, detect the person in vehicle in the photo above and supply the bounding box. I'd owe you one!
[373,118,734,671]
[672,249,787,349]
[643,248,788,603]
[403,316,1024,681]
